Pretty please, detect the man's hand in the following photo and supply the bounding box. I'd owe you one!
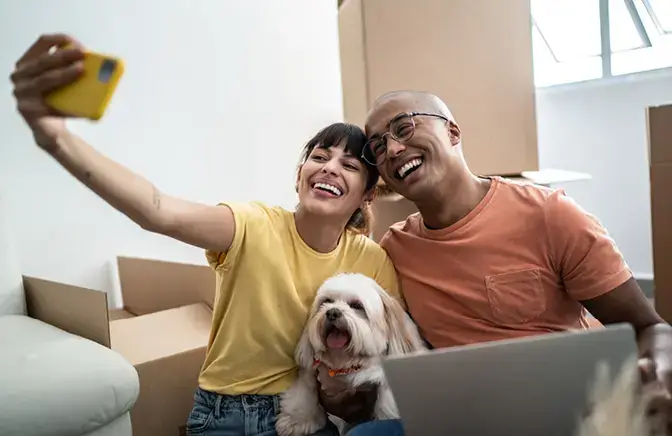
[316,365,379,424]
[579,278,672,431]
[637,325,672,433]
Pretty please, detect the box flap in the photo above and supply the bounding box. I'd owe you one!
[109,303,212,365]
[371,167,593,243]
[23,276,111,348]
[517,168,592,185]
[376,168,591,190]
[647,104,672,165]
[117,256,215,316]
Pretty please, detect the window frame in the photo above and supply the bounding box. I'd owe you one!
[532,0,672,88]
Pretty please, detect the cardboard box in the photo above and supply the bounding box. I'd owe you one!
[22,256,216,436]
[648,104,672,323]
[339,0,539,176]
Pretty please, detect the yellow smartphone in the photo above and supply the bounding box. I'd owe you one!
[45,45,125,121]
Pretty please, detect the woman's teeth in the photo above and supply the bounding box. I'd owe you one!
[314,182,342,197]
[398,158,423,179]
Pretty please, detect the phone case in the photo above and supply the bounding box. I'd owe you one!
[45,46,125,121]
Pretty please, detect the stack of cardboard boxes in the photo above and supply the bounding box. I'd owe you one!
[338,0,591,241]
[339,0,540,177]
[648,104,672,323]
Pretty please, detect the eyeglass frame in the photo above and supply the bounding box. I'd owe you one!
[361,111,450,166]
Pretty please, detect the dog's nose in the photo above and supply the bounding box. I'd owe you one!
[326,308,342,321]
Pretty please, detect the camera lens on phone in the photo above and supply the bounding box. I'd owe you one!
[98,59,117,83]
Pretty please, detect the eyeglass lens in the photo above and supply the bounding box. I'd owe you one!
[364,114,416,165]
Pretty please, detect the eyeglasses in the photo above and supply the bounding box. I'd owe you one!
[361,112,449,166]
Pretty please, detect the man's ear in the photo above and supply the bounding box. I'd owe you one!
[448,121,461,146]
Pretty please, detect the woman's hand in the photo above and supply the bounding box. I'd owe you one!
[10,33,85,152]
[8,33,237,254]
[316,365,379,424]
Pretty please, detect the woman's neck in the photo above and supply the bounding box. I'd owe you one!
[294,208,345,253]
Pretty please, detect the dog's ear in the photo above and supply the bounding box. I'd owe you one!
[294,326,315,369]
[377,288,425,355]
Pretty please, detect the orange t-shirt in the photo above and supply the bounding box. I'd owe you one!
[380,177,633,348]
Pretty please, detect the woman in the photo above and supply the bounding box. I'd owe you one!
[10,34,400,435]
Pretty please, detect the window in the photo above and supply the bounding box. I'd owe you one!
[531,0,603,87]
[532,0,602,61]
[609,0,649,52]
[644,0,672,32]
[531,0,672,87]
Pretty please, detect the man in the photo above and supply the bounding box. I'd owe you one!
[324,91,672,435]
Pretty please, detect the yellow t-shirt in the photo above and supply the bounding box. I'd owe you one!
[198,201,401,395]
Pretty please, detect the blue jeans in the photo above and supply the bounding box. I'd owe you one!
[345,419,405,436]
[186,387,340,436]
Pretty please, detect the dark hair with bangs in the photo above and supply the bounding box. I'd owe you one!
[298,122,379,235]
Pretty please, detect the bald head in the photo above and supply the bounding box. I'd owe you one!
[366,90,454,131]
[362,89,467,204]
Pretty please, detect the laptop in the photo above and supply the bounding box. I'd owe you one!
[381,323,638,436]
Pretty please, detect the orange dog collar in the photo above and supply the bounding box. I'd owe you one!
[313,358,363,377]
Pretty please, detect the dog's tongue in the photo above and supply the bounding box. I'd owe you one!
[326,331,349,349]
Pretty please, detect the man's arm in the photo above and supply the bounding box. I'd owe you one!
[545,191,672,431]
[543,191,669,356]
[580,277,664,334]
[579,277,672,388]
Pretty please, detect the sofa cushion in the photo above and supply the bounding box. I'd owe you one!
[0,199,26,316]
[0,315,139,436]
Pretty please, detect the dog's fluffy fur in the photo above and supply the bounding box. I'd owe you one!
[576,357,669,436]
[577,358,649,436]
[276,273,426,436]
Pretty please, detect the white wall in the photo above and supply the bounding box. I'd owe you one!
[536,67,672,279]
[0,0,345,305]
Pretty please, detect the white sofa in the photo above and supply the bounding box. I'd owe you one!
[0,202,139,436]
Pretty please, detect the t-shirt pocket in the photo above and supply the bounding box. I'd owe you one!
[485,268,546,325]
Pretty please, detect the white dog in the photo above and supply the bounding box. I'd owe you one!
[275,273,426,436]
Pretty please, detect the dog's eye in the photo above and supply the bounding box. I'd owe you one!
[349,301,365,311]
[321,298,334,305]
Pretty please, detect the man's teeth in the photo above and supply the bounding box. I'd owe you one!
[314,182,342,197]
[398,158,423,178]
